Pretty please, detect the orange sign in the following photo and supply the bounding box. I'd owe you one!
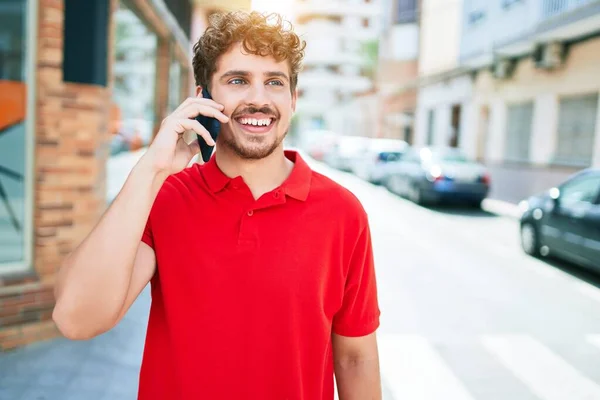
[0,80,26,131]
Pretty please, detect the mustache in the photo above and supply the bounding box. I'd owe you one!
[233,106,278,118]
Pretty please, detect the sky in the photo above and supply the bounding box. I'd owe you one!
[251,0,295,21]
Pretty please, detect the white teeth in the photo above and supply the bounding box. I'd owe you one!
[238,118,272,126]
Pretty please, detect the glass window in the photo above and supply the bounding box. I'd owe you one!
[560,174,600,206]
[168,54,182,113]
[505,102,534,162]
[0,0,29,266]
[555,94,598,167]
[112,2,157,149]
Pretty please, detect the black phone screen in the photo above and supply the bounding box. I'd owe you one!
[195,89,221,162]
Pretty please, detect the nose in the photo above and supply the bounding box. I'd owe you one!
[244,82,271,107]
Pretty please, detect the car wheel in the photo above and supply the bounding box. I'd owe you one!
[469,199,483,209]
[521,222,541,257]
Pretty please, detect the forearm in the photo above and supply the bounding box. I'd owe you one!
[335,356,382,400]
[53,156,165,337]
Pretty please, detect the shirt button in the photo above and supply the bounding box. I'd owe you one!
[247,210,254,216]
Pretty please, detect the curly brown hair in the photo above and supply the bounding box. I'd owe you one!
[192,11,306,93]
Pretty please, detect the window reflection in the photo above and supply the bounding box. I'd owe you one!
[0,0,27,265]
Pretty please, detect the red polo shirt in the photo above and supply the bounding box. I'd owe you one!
[138,150,380,400]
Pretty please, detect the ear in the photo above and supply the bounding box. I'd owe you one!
[195,86,203,97]
[291,88,298,112]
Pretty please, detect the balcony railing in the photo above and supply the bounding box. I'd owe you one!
[541,0,597,19]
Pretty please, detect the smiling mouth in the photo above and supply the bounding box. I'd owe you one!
[234,117,276,134]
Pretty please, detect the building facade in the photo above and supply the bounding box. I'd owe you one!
[376,0,420,142]
[412,0,468,149]
[0,0,194,351]
[460,0,600,202]
[409,0,600,203]
[291,0,383,137]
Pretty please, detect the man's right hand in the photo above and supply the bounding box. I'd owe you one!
[144,96,230,177]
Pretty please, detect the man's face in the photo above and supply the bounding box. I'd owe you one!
[203,42,297,160]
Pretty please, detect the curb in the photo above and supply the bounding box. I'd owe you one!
[482,198,523,220]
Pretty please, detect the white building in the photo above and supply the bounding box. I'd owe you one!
[413,0,469,149]
[459,0,600,202]
[291,0,383,136]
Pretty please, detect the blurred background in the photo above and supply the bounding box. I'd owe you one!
[1,0,600,399]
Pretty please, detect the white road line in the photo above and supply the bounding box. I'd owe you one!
[482,334,600,400]
[576,282,600,303]
[586,334,600,350]
[378,334,475,400]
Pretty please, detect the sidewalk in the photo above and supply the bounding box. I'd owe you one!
[106,147,148,203]
[0,289,151,400]
[0,149,151,400]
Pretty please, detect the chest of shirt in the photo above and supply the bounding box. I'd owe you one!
[151,194,350,319]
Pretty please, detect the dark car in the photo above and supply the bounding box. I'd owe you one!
[519,168,600,271]
[383,147,491,207]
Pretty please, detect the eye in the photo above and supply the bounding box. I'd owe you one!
[229,78,246,85]
[267,80,284,86]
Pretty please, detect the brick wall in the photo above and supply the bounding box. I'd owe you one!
[0,0,114,352]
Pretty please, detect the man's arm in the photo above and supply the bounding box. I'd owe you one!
[52,97,224,340]
[333,332,382,400]
[52,159,163,340]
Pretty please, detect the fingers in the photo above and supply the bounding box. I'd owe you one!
[171,119,216,146]
[178,103,230,124]
[187,139,201,156]
[175,96,224,114]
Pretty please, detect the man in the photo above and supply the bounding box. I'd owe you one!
[53,11,381,400]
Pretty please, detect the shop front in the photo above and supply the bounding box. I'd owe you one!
[0,0,193,351]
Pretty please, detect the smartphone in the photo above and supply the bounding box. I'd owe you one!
[195,89,221,162]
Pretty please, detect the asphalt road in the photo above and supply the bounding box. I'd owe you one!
[308,159,600,400]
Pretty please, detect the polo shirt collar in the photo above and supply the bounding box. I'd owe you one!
[201,150,312,201]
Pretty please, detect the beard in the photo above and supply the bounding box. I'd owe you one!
[220,124,288,160]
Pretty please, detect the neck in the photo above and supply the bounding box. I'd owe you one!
[214,145,294,200]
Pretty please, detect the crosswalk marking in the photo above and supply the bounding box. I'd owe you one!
[586,334,600,350]
[378,334,476,400]
[482,334,600,400]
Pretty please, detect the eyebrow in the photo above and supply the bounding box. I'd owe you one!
[220,70,290,82]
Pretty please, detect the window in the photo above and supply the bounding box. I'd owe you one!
[426,109,435,145]
[63,0,110,86]
[554,94,598,166]
[560,174,600,206]
[112,2,158,146]
[394,0,417,24]
[501,0,524,10]
[0,0,32,269]
[168,54,182,113]
[468,9,486,26]
[504,102,534,162]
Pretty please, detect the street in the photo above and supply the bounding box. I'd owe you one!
[309,160,600,400]
[2,152,600,400]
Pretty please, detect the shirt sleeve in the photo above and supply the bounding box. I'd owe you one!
[332,223,381,337]
[141,213,154,249]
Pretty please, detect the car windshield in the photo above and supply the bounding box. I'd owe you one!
[421,148,470,163]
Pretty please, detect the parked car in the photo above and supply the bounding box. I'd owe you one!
[383,147,491,207]
[297,129,339,161]
[519,168,600,272]
[323,135,369,172]
[351,138,409,184]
